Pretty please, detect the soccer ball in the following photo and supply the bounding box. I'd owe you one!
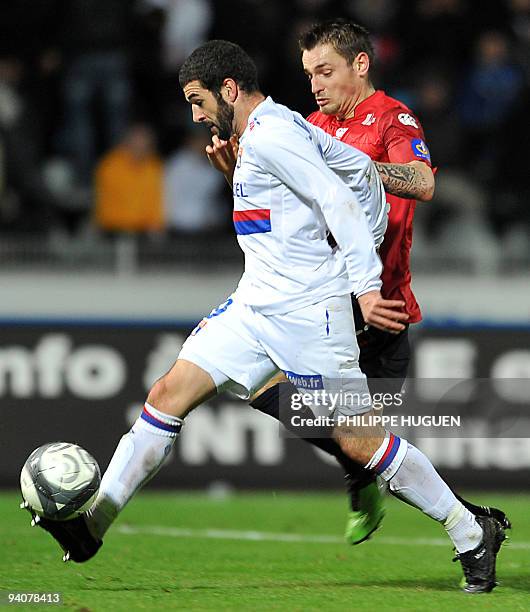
[20,442,101,521]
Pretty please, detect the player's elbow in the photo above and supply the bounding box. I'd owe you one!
[417,165,435,202]
[422,180,435,202]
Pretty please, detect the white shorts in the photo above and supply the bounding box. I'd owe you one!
[178,293,371,416]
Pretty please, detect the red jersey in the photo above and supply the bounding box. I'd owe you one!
[308,90,432,323]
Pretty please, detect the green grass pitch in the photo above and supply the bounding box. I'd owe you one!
[1,491,529,610]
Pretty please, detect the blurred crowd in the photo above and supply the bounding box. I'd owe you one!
[0,0,529,269]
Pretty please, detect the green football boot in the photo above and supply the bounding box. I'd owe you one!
[344,480,385,545]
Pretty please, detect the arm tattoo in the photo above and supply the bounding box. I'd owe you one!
[374,162,431,199]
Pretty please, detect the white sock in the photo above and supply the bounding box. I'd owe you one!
[87,403,183,539]
[367,434,483,553]
[444,502,484,554]
[364,432,408,479]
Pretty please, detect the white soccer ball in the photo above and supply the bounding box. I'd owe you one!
[20,442,101,521]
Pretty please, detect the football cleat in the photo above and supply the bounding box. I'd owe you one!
[344,480,385,545]
[454,493,512,532]
[31,515,41,527]
[453,516,507,594]
[21,502,102,563]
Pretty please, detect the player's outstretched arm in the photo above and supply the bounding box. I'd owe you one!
[206,134,239,187]
[374,160,434,201]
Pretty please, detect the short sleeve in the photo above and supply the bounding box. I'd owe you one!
[379,109,432,167]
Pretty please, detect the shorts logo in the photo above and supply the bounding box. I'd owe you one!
[190,318,208,336]
[398,113,419,128]
[283,371,324,390]
[411,138,431,161]
[190,298,233,335]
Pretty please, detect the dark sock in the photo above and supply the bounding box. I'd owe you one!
[249,384,281,418]
[250,382,375,490]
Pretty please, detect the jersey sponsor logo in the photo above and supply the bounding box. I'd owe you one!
[233,181,249,198]
[335,127,349,138]
[398,113,419,128]
[361,113,376,126]
[233,209,271,235]
[411,138,431,161]
[283,371,324,390]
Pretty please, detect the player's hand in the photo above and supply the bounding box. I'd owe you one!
[357,290,408,334]
[206,134,238,184]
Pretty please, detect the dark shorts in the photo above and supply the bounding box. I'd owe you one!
[352,296,411,395]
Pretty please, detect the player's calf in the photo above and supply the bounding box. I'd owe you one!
[85,360,215,543]
[86,402,184,542]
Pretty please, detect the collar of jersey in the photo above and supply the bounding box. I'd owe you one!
[334,90,385,124]
[241,96,274,138]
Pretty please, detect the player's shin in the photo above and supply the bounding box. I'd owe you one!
[86,402,183,540]
[363,432,483,553]
[250,382,374,489]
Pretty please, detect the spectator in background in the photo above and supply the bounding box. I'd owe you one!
[211,0,289,103]
[94,123,163,234]
[458,30,524,176]
[415,71,463,169]
[135,0,213,147]
[489,84,530,258]
[460,30,524,128]
[343,0,401,85]
[399,0,475,71]
[412,69,500,271]
[0,55,67,233]
[55,0,134,188]
[507,0,530,77]
[143,0,213,71]
[164,127,226,234]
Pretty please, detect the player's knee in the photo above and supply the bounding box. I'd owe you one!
[146,376,172,411]
[146,369,200,419]
[147,376,167,408]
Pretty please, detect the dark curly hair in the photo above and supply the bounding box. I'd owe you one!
[299,19,375,67]
[179,40,260,94]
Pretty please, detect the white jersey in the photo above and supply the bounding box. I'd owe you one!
[232,97,387,315]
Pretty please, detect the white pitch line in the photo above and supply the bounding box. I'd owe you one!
[116,525,530,550]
